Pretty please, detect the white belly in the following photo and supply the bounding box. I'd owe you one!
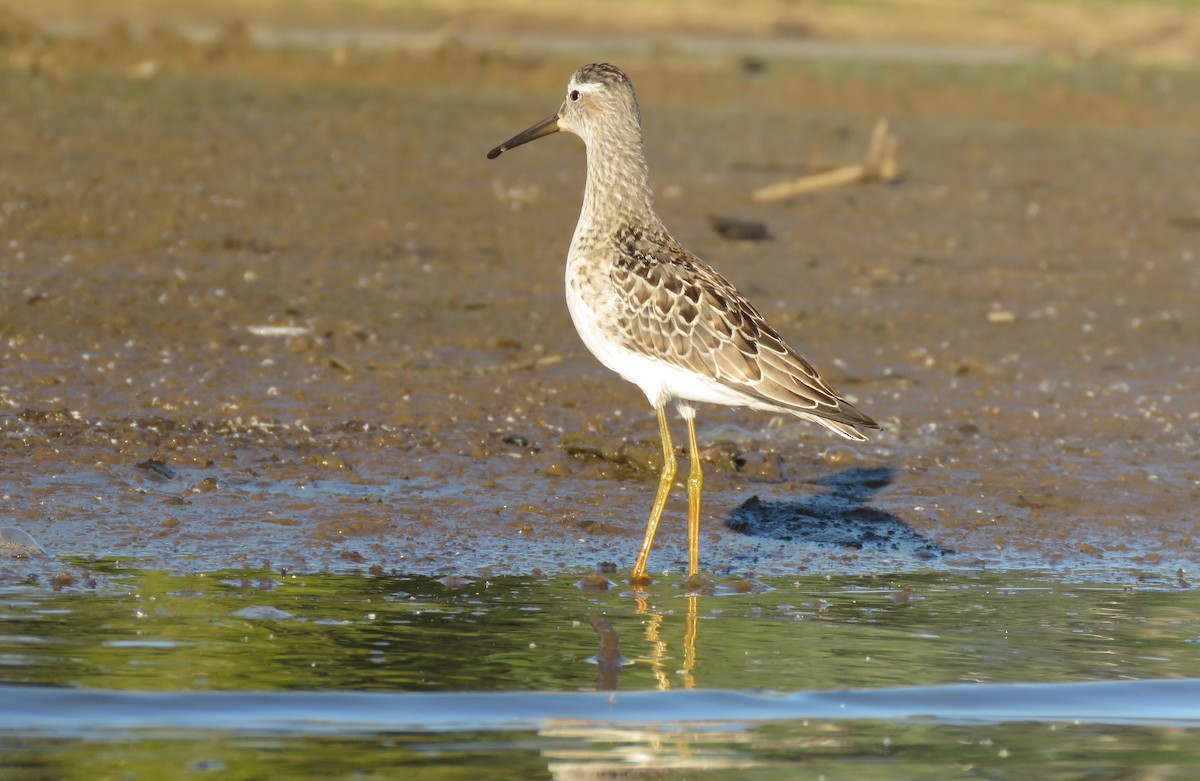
[564,256,749,411]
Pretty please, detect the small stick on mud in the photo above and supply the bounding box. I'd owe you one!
[470,353,567,375]
[368,353,568,375]
[752,118,900,202]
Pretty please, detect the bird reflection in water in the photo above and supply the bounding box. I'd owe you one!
[587,594,700,691]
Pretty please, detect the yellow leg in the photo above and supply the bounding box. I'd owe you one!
[685,413,703,577]
[631,404,675,586]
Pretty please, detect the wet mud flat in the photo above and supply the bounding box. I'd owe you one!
[2,17,1200,584]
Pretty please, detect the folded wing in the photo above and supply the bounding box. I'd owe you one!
[611,239,879,440]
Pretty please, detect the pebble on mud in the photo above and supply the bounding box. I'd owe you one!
[500,433,540,455]
[740,450,788,482]
[578,572,612,592]
[0,526,47,559]
[304,452,352,470]
[616,441,661,473]
[709,215,771,241]
[560,432,663,473]
[541,461,570,477]
[192,476,219,492]
[137,458,177,480]
[699,440,742,471]
[51,571,75,590]
[488,336,522,350]
[821,445,866,466]
[0,414,28,434]
[725,578,758,593]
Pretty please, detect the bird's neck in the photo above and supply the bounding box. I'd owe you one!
[579,128,660,234]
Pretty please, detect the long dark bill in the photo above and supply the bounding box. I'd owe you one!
[486,115,560,159]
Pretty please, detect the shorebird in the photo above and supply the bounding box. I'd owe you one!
[488,63,878,585]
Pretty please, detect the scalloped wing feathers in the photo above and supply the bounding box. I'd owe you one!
[609,228,878,439]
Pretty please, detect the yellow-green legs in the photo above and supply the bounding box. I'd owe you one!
[631,405,706,586]
[631,404,676,585]
[684,412,703,579]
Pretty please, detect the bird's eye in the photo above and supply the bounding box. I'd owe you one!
[570,90,580,101]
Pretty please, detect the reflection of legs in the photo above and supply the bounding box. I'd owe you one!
[681,594,698,690]
[684,410,703,577]
[635,595,670,691]
[631,404,675,585]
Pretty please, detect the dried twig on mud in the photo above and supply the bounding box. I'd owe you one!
[468,353,567,375]
[752,119,900,202]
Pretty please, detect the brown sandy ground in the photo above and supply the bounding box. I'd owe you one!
[1,5,1198,584]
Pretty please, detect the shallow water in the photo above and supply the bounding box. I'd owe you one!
[5,566,1200,692]
[3,567,1200,777]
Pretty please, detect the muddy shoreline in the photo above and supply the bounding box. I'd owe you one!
[2,11,1199,584]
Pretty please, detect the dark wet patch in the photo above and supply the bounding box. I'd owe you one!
[726,467,950,560]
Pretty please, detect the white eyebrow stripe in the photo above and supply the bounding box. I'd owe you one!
[569,82,605,94]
